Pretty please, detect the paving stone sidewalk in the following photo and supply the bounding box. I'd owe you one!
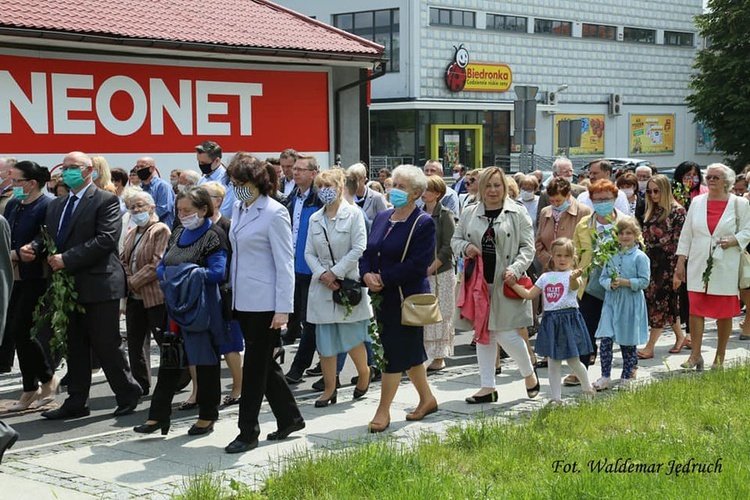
[1,320,749,499]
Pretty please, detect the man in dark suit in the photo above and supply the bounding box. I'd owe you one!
[20,151,142,420]
[452,163,468,195]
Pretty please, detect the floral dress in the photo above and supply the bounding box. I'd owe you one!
[643,204,686,327]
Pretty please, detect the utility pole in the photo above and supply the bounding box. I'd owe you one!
[514,85,538,173]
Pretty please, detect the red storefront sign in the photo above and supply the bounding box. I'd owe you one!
[0,54,330,153]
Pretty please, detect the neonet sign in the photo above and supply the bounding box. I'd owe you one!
[0,54,330,153]
[445,46,512,93]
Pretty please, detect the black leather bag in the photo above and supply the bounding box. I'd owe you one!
[160,334,187,370]
[333,278,363,306]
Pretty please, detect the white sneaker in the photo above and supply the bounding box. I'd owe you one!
[592,377,611,391]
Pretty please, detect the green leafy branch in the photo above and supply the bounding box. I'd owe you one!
[673,183,690,207]
[31,225,85,359]
[581,222,620,280]
[702,244,716,291]
[366,292,387,372]
[339,286,354,319]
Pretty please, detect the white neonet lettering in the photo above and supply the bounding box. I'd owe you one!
[0,70,263,136]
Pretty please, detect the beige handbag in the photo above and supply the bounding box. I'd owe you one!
[399,214,443,327]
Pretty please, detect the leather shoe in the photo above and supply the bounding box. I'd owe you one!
[0,422,20,464]
[41,406,90,420]
[113,401,139,417]
[285,368,303,385]
[312,376,341,392]
[405,400,438,421]
[267,419,305,440]
[225,437,259,454]
[187,421,215,436]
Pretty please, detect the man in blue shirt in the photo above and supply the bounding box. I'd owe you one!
[135,157,175,228]
[195,140,236,219]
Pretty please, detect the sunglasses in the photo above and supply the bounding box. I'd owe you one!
[466,179,476,185]
[705,175,722,181]
[645,189,660,195]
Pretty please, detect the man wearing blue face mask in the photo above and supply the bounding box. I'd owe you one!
[576,159,630,214]
[195,140,236,219]
[20,151,142,420]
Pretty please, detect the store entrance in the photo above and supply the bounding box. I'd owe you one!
[430,124,483,172]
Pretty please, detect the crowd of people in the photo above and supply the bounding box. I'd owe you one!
[1,148,750,459]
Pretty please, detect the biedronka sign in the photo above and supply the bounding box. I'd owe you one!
[0,54,330,156]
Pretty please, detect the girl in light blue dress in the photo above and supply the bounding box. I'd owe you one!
[594,216,650,390]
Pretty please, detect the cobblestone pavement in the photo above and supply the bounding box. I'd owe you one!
[1,318,749,499]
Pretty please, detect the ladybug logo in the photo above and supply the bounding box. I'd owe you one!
[445,45,469,92]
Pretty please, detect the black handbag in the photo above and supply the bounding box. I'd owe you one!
[160,333,187,370]
[321,225,363,307]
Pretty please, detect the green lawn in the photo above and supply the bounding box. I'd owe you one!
[177,363,750,499]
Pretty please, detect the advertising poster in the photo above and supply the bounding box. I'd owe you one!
[553,114,605,155]
[629,114,675,155]
[696,121,716,154]
[443,133,460,166]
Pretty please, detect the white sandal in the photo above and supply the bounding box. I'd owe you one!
[592,377,611,391]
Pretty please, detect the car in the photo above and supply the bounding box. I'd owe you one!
[604,157,653,175]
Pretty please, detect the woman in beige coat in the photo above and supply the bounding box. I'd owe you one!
[451,167,539,404]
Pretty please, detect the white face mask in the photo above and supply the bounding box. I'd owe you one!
[131,211,151,227]
[521,190,535,201]
[621,188,635,198]
[452,172,460,181]
[562,175,574,184]
[638,180,648,191]
[180,213,204,230]
[177,184,188,192]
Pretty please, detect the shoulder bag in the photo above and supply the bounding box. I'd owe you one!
[400,213,443,327]
[733,197,750,289]
[321,223,363,307]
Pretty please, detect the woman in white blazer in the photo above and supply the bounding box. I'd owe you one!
[676,163,750,371]
[305,169,373,408]
[223,154,304,454]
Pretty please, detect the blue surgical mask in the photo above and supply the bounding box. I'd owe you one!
[317,187,338,206]
[12,186,28,201]
[62,167,86,190]
[131,211,151,227]
[552,200,570,212]
[389,188,409,208]
[91,170,99,182]
[593,201,614,217]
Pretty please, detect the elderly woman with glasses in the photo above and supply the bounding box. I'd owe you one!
[675,163,750,371]
[120,190,171,396]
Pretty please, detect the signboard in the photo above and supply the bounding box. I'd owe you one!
[629,114,675,155]
[696,121,716,154]
[443,134,460,166]
[445,46,511,93]
[0,54,330,154]
[553,114,605,155]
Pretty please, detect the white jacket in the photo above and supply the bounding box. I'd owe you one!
[676,194,750,295]
[304,202,372,324]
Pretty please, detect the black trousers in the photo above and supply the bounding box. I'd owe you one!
[289,273,317,372]
[5,280,54,392]
[65,299,142,409]
[149,363,220,422]
[235,311,302,442]
[125,298,166,394]
[579,292,604,367]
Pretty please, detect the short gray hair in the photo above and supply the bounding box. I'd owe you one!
[392,165,427,197]
[180,170,201,185]
[707,163,735,192]
[346,162,368,181]
[122,186,155,207]
[552,157,572,175]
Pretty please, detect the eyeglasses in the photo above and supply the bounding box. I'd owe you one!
[61,164,86,171]
[591,198,614,203]
[292,167,315,172]
[705,175,722,181]
[645,189,660,195]
[11,178,30,185]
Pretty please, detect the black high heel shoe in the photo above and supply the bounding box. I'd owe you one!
[273,346,286,364]
[353,368,372,399]
[314,390,337,408]
[133,421,170,435]
[187,421,215,436]
[526,368,540,399]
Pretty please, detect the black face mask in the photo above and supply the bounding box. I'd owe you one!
[136,168,151,181]
[198,162,214,175]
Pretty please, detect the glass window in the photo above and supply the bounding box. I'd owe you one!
[334,9,400,72]
[623,27,656,44]
[534,19,572,36]
[487,14,527,33]
[665,31,694,46]
[582,23,616,40]
[429,7,475,28]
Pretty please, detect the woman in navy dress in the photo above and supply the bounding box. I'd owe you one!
[360,165,438,433]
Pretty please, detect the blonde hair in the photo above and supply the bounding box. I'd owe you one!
[643,174,676,223]
[315,167,346,192]
[91,155,116,193]
[367,180,385,194]
[548,237,576,271]
[615,216,642,240]
[505,176,520,199]
[477,167,508,203]
[201,180,226,199]
[426,175,447,201]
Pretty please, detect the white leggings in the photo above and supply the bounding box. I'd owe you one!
[476,329,534,388]
[548,358,592,400]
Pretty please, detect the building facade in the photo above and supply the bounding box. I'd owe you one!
[280,0,723,173]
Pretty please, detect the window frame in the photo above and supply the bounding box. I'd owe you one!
[533,18,572,37]
[333,9,400,72]
[664,30,694,47]
[581,23,616,40]
[486,13,528,33]
[429,7,476,28]
[623,27,656,44]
